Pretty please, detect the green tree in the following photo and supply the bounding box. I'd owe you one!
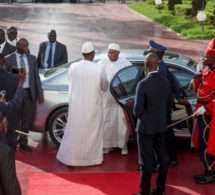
[168,0,182,11]
[191,0,207,17]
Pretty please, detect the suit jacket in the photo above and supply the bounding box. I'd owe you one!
[0,69,19,101]
[1,42,16,57]
[4,52,43,102]
[0,68,19,136]
[0,87,24,144]
[159,60,182,100]
[0,87,24,117]
[0,142,21,195]
[37,41,68,69]
[133,72,173,135]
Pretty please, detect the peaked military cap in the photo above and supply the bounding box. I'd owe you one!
[148,40,167,52]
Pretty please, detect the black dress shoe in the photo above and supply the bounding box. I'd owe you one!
[195,172,215,184]
[20,144,32,152]
[151,189,166,195]
[168,160,178,167]
[193,172,207,180]
[131,193,142,195]
[152,166,158,173]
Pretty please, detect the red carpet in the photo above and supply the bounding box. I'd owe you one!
[27,171,140,195]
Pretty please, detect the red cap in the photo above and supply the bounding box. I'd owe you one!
[205,38,215,56]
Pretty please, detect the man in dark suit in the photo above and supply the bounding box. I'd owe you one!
[0,54,19,149]
[6,26,18,47]
[5,38,44,152]
[0,74,24,194]
[0,67,26,145]
[37,29,68,69]
[0,142,21,195]
[148,40,188,169]
[0,29,16,56]
[132,53,173,195]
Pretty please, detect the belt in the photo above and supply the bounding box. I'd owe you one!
[24,88,30,90]
[197,100,211,105]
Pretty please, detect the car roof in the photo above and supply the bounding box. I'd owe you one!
[43,49,197,79]
[95,49,197,72]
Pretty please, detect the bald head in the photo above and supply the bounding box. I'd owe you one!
[145,53,159,72]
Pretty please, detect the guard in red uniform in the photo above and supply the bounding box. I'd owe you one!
[193,37,215,184]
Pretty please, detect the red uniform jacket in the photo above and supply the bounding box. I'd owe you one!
[193,67,215,157]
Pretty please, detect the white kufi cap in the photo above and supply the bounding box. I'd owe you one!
[108,43,120,51]
[82,42,95,54]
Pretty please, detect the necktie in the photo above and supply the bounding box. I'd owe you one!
[47,44,53,68]
[20,55,26,69]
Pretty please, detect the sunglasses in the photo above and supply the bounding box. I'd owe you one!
[8,31,17,35]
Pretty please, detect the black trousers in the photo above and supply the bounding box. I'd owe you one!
[197,114,214,171]
[18,89,35,145]
[6,112,19,148]
[137,132,168,195]
[165,116,177,161]
[153,115,177,165]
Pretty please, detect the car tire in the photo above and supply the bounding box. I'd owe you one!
[48,107,68,147]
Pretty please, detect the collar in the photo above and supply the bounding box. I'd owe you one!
[16,52,26,58]
[7,39,17,46]
[147,70,158,75]
[0,41,6,48]
[48,41,56,45]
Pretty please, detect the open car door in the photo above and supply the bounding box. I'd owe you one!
[110,65,195,138]
[109,65,144,137]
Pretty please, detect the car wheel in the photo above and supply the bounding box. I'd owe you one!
[48,107,68,147]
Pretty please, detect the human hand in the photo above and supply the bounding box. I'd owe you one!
[0,91,7,102]
[177,98,189,105]
[38,97,44,104]
[18,68,26,86]
[193,106,206,116]
[125,98,134,108]
[196,61,203,75]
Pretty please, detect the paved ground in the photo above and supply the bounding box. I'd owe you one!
[0,2,210,62]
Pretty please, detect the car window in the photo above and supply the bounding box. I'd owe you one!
[171,70,196,99]
[110,66,144,99]
[143,50,197,68]
[131,62,145,72]
[44,58,82,78]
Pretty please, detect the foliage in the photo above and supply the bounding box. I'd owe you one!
[174,4,192,16]
[128,0,215,39]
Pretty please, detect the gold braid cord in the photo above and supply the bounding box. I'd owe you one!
[203,115,214,170]
[197,83,215,99]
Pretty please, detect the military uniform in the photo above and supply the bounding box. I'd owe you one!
[193,38,215,184]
